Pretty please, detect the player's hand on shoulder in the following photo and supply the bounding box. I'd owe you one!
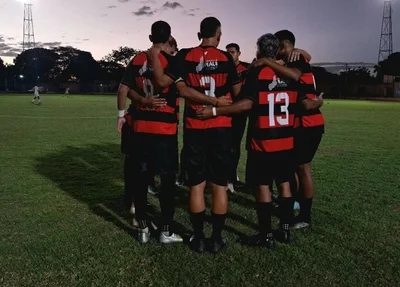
[288,50,301,62]
[216,96,232,107]
[196,107,213,120]
[117,116,126,134]
[141,94,167,109]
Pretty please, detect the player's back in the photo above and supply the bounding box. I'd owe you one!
[247,65,301,153]
[127,51,179,136]
[177,46,237,129]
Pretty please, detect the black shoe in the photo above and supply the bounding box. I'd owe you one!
[190,235,206,253]
[208,237,226,254]
[242,233,275,249]
[234,180,245,189]
[276,229,291,244]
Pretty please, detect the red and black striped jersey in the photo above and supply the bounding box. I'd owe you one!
[243,64,306,153]
[166,45,240,130]
[121,51,179,136]
[236,61,250,83]
[287,56,325,133]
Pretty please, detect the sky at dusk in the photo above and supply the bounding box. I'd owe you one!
[0,0,399,65]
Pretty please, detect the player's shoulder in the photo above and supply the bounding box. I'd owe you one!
[255,64,275,79]
[131,51,147,65]
[287,55,310,69]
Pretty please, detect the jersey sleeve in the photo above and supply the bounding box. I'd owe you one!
[121,60,136,89]
[241,67,260,103]
[226,53,240,85]
[165,49,188,83]
[286,55,309,75]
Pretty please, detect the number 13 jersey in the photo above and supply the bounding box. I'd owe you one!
[166,46,240,130]
[121,51,179,136]
[243,64,306,153]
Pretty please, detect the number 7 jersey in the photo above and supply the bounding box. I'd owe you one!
[243,64,307,153]
[166,46,240,130]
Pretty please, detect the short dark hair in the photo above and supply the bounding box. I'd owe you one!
[200,17,221,38]
[274,30,295,46]
[226,43,240,52]
[151,21,171,44]
[256,34,280,58]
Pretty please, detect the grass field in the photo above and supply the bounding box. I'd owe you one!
[0,95,399,287]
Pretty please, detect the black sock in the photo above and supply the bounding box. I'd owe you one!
[190,210,205,238]
[299,198,313,223]
[280,197,294,230]
[256,202,272,237]
[211,212,226,241]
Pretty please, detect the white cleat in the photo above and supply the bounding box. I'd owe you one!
[138,227,151,244]
[227,183,235,194]
[159,232,183,244]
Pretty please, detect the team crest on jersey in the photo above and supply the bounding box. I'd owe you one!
[268,75,288,90]
[196,55,218,73]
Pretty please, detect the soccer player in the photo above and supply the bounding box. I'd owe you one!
[274,30,325,229]
[117,21,184,244]
[196,33,323,247]
[30,86,42,104]
[149,17,241,254]
[63,88,70,97]
[225,43,250,192]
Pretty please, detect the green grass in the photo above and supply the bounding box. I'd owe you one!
[0,95,399,286]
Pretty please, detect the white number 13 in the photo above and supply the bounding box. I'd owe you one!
[267,92,290,126]
[200,76,216,97]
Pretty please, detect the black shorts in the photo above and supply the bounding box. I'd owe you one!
[246,150,295,186]
[122,124,178,175]
[184,128,232,187]
[294,129,323,165]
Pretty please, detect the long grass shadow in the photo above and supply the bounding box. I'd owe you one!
[35,143,257,241]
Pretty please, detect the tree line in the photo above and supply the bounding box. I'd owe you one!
[0,46,399,97]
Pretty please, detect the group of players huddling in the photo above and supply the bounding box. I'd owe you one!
[117,17,324,254]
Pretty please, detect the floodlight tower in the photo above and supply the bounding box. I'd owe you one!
[378,1,393,62]
[22,2,35,51]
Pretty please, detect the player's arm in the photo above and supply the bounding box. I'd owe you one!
[300,93,324,110]
[227,53,242,97]
[289,48,312,63]
[253,58,302,81]
[147,48,174,88]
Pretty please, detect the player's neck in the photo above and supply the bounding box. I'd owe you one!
[200,39,217,48]
[152,43,166,52]
[235,60,240,66]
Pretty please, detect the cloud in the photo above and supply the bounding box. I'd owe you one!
[162,2,183,9]
[141,0,156,3]
[186,13,195,16]
[0,51,18,57]
[133,6,155,16]
[83,39,90,41]
[101,14,108,17]
[36,42,62,48]
[118,0,131,2]
[189,8,200,11]
[107,5,117,8]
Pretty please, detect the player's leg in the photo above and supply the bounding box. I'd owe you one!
[229,115,247,189]
[157,137,182,243]
[185,130,207,252]
[243,153,275,248]
[293,131,323,229]
[275,151,295,243]
[207,128,232,254]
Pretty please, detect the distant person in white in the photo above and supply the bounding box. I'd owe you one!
[63,88,70,97]
[30,86,42,104]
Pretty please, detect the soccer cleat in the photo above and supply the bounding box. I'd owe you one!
[137,227,151,244]
[242,233,275,249]
[291,217,311,230]
[293,201,300,210]
[208,237,226,254]
[227,183,235,194]
[159,232,183,244]
[276,227,291,244]
[130,203,136,215]
[148,185,157,195]
[189,235,206,253]
[132,218,139,228]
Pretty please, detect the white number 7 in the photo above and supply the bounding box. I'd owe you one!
[267,92,289,126]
